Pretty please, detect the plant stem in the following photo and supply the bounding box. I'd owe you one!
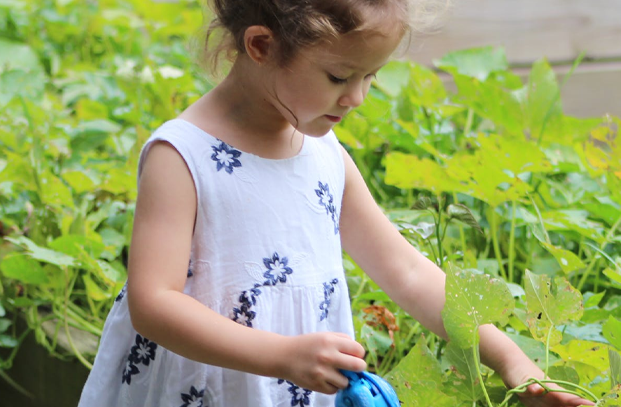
[436,194,444,266]
[490,208,508,280]
[498,377,599,407]
[0,369,34,399]
[508,200,517,283]
[545,326,553,378]
[472,341,494,407]
[453,192,468,258]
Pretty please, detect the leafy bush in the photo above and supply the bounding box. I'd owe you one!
[1,0,621,405]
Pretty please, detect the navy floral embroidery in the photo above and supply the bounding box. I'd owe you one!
[231,252,294,327]
[263,253,293,285]
[179,385,205,407]
[232,302,257,327]
[278,379,312,406]
[121,334,158,385]
[130,335,158,366]
[121,358,140,385]
[315,181,339,234]
[187,259,193,277]
[319,279,339,321]
[211,141,242,174]
[115,282,127,302]
[232,284,262,327]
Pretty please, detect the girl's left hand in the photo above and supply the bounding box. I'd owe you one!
[516,381,594,407]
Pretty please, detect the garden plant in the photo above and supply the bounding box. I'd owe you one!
[1,0,620,406]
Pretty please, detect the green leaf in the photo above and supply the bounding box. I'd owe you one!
[442,264,515,348]
[447,203,483,234]
[552,340,609,372]
[39,171,75,208]
[547,365,580,384]
[0,253,48,284]
[444,341,483,403]
[610,349,621,387]
[405,64,446,108]
[435,46,508,81]
[5,236,75,268]
[0,38,44,73]
[412,196,433,211]
[360,324,392,360]
[386,337,456,407]
[585,291,607,308]
[385,152,463,193]
[82,274,112,301]
[604,316,621,351]
[0,334,19,348]
[541,243,586,275]
[595,384,621,406]
[523,58,563,143]
[49,235,105,259]
[0,318,11,333]
[375,61,411,97]
[62,171,96,194]
[524,270,583,346]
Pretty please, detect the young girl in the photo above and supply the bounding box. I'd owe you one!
[79,1,593,406]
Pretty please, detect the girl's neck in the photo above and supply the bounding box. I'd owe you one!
[179,58,304,159]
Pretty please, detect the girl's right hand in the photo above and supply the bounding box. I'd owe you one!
[279,332,367,394]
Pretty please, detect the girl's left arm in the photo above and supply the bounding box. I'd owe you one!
[338,147,593,406]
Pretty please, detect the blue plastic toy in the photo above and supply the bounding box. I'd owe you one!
[335,370,401,407]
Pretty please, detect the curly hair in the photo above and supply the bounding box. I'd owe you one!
[199,0,449,76]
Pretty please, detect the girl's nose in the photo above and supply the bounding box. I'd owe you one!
[339,83,367,108]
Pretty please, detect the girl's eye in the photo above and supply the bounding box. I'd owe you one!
[328,74,347,84]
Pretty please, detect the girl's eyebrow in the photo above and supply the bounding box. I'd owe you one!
[336,61,388,72]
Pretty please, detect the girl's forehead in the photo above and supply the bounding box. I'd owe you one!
[305,29,403,70]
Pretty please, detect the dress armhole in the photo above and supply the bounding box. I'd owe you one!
[137,134,202,234]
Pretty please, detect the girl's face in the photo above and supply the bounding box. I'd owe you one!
[267,25,403,137]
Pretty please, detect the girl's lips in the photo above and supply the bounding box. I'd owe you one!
[325,115,342,123]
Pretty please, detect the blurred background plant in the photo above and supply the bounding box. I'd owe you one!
[1,0,620,406]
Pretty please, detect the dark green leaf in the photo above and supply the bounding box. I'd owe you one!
[447,203,483,234]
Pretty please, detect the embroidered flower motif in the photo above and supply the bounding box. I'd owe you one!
[180,385,205,407]
[130,334,158,366]
[314,181,339,235]
[278,379,312,406]
[211,142,242,174]
[232,303,256,327]
[263,252,293,286]
[121,334,158,385]
[231,254,295,328]
[315,182,333,214]
[239,285,262,306]
[187,259,193,277]
[115,283,127,302]
[319,279,339,321]
[121,357,139,385]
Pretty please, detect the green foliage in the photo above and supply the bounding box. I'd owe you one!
[1,1,621,405]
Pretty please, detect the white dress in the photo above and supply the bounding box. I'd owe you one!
[78,119,355,407]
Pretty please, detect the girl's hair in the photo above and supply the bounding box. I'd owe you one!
[199,0,449,76]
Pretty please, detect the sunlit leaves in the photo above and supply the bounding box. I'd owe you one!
[435,46,509,82]
[386,337,456,407]
[442,265,515,348]
[524,270,583,346]
[0,253,49,284]
[444,342,484,404]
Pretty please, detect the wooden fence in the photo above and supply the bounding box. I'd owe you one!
[408,0,621,118]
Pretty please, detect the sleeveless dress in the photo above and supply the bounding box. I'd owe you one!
[78,119,355,407]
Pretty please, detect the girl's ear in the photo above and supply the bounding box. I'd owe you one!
[243,25,275,65]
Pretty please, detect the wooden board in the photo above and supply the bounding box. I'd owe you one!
[408,0,621,66]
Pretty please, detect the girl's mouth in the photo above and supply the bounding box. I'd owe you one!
[325,115,342,123]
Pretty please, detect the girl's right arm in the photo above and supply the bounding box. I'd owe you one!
[126,141,365,394]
